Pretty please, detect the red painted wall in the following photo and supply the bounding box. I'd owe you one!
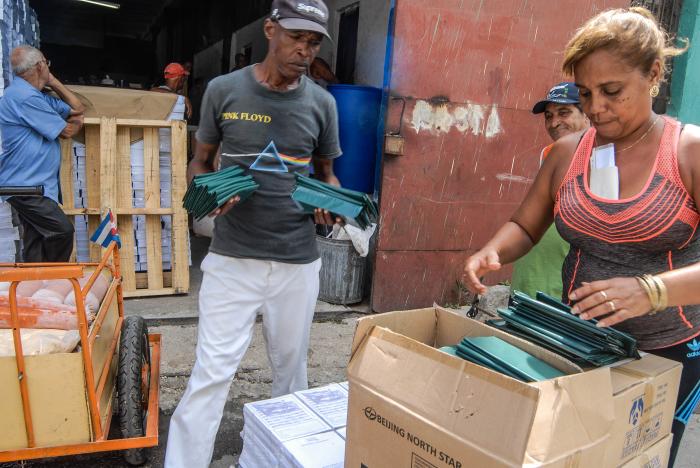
[372,0,628,312]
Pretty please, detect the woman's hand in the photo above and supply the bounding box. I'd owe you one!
[463,248,502,295]
[569,277,653,327]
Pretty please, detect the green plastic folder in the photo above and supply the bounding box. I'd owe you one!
[291,174,378,230]
[462,336,565,381]
[442,336,566,382]
[438,345,458,356]
[455,342,528,381]
[486,319,588,364]
[488,291,640,367]
[182,166,260,220]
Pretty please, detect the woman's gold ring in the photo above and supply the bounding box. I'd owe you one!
[607,300,616,312]
[600,290,608,301]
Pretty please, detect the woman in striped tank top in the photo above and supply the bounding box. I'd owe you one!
[464,8,699,465]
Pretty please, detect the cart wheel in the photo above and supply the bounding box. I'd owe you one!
[118,315,151,466]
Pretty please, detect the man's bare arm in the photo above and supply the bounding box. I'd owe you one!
[187,139,218,183]
[312,158,340,186]
[60,116,83,138]
[312,157,341,225]
[47,74,85,115]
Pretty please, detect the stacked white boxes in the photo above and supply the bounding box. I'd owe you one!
[0,0,39,262]
[70,95,188,271]
[239,383,348,468]
[130,139,148,271]
[130,95,186,271]
[1,0,40,91]
[0,202,19,262]
[158,95,187,270]
[71,143,90,262]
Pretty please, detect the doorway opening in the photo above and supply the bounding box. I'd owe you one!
[335,3,359,84]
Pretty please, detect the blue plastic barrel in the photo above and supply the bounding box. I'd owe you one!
[327,85,382,194]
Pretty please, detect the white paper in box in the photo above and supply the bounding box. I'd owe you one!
[281,431,345,468]
[243,394,331,442]
[295,384,348,429]
[239,424,277,468]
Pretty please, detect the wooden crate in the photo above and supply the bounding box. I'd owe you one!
[59,117,189,298]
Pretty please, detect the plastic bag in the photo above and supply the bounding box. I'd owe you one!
[0,329,80,356]
[331,223,376,257]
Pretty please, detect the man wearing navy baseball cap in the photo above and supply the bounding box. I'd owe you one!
[510,82,589,301]
[164,1,342,467]
[270,0,331,39]
[532,81,589,143]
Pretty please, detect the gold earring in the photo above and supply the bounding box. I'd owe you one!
[650,84,660,98]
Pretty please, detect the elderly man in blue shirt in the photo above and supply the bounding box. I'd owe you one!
[0,45,85,262]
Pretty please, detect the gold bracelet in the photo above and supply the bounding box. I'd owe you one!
[636,275,654,312]
[637,275,659,315]
[650,275,668,311]
[642,274,662,313]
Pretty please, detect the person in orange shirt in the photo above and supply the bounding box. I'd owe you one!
[151,62,192,119]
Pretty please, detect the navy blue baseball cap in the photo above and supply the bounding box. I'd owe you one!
[532,82,581,114]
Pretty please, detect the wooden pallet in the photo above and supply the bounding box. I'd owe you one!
[60,117,189,298]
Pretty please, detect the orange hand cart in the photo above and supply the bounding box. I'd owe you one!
[0,240,161,466]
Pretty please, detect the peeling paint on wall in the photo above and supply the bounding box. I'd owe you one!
[495,173,533,184]
[485,105,502,138]
[410,100,502,137]
[453,104,485,135]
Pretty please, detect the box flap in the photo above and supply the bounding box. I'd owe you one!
[525,367,614,463]
[609,353,682,395]
[612,352,681,378]
[610,370,644,395]
[351,308,437,356]
[348,326,541,465]
[66,85,178,120]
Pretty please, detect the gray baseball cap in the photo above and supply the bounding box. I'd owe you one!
[270,0,331,40]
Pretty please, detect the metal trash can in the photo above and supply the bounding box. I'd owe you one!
[317,235,366,305]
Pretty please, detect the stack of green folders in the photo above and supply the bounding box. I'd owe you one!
[439,336,565,382]
[488,291,640,367]
[182,166,259,220]
[291,174,378,229]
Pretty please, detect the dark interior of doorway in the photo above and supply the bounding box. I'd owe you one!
[335,4,359,84]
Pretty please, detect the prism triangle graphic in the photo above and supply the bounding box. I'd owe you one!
[250,141,289,173]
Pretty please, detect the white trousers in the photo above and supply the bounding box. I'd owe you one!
[164,253,321,468]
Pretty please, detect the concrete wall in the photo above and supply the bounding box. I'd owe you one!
[230,17,269,69]
[669,0,700,124]
[324,0,391,87]
[193,40,224,83]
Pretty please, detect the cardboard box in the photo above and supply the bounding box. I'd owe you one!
[604,356,681,466]
[0,285,120,450]
[346,306,615,467]
[618,433,672,468]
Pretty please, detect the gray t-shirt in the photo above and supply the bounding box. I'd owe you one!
[196,65,341,264]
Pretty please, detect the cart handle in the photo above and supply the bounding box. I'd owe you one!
[0,265,84,282]
[0,186,43,196]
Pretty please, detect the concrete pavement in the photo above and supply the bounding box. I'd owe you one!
[0,315,358,468]
[0,237,697,467]
[4,311,697,468]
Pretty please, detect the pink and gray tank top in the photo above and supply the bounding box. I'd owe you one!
[554,116,700,349]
